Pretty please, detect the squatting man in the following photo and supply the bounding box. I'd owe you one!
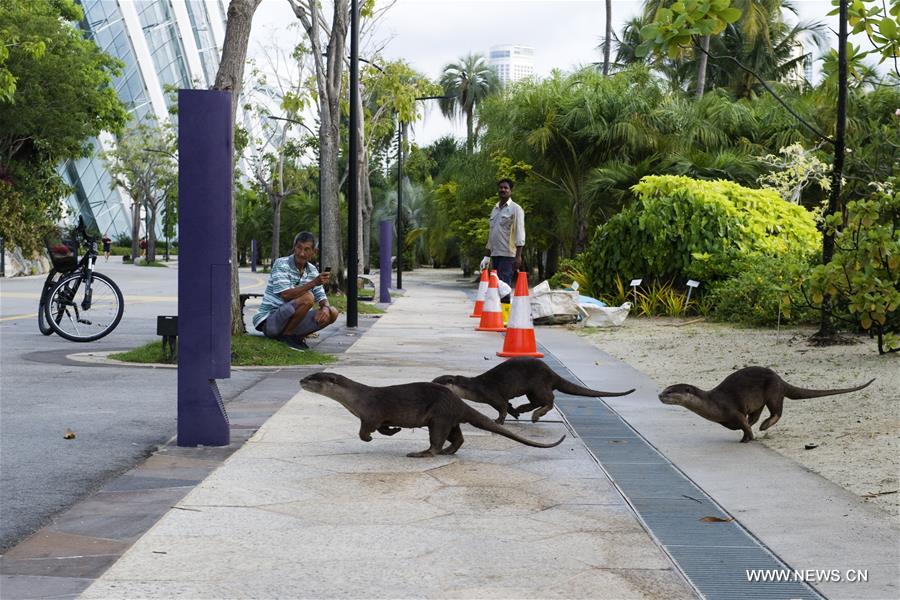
[252,232,339,350]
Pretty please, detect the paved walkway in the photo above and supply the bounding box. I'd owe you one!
[3,269,897,599]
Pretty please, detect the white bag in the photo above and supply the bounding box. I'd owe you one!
[530,280,581,324]
[497,278,512,298]
[580,302,632,327]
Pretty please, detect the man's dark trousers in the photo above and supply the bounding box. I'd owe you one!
[492,256,515,303]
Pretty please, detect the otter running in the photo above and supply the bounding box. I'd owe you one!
[433,357,635,423]
[300,372,566,457]
[658,366,874,442]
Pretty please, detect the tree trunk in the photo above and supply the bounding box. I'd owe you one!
[815,1,849,340]
[270,194,283,263]
[546,242,560,278]
[465,109,474,154]
[290,0,349,291]
[130,200,141,262]
[355,87,369,275]
[695,35,710,97]
[212,0,263,335]
[602,0,612,76]
[147,209,157,262]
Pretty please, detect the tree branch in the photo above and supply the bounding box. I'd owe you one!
[692,40,836,145]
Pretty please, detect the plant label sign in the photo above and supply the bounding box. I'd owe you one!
[629,279,642,287]
[686,280,700,288]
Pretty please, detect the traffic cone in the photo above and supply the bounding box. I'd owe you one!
[469,268,489,318]
[476,271,507,332]
[497,271,543,358]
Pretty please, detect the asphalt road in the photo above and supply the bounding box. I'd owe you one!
[0,258,270,550]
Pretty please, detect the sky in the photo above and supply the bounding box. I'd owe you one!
[250,0,843,146]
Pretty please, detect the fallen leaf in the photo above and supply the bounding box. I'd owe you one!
[63,428,76,440]
[699,516,734,523]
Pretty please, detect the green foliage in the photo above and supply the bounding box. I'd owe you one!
[636,0,742,60]
[0,0,126,252]
[806,179,900,353]
[708,253,817,326]
[0,166,67,255]
[547,258,595,296]
[831,0,900,65]
[582,175,820,294]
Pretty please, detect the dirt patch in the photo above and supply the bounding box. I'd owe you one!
[580,318,900,519]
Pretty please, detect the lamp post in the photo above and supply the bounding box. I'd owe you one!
[266,115,321,254]
[347,0,360,328]
[395,95,452,289]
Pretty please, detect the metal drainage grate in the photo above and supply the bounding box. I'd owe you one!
[541,352,823,600]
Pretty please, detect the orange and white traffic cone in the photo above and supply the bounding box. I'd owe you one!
[476,271,507,332]
[469,268,489,318]
[497,271,543,358]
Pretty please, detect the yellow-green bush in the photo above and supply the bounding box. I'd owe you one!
[583,175,820,294]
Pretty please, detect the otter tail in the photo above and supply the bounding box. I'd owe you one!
[554,376,635,398]
[784,378,875,400]
[462,405,565,448]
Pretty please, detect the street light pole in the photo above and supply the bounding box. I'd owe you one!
[347,0,359,328]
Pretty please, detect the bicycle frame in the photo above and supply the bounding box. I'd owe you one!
[41,224,100,317]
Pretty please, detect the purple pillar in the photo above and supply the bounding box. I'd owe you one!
[379,219,392,303]
[177,89,231,447]
[250,239,257,273]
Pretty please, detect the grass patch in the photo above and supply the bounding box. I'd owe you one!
[110,335,337,366]
[327,293,384,314]
[137,260,169,267]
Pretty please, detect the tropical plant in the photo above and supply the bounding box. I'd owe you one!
[102,119,177,263]
[802,179,900,353]
[708,253,816,326]
[582,175,820,293]
[0,0,126,252]
[439,53,499,154]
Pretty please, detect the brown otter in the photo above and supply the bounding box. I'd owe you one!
[300,372,566,457]
[433,357,635,424]
[658,366,875,442]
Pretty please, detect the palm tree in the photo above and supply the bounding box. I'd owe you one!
[602,0,612,75]
[439,53,499,153]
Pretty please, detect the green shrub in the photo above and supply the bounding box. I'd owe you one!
[805,179,900,353]
[582,175,820,293]
[708,253,817,326]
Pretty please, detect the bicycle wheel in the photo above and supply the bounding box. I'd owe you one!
[38,272,63,336]
[45,271,124,342]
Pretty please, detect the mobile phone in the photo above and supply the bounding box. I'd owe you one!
[324,267,331,273]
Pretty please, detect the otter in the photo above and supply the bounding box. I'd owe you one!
[300,372,566,457]
[433,357,635,424]
[658,366,875,442]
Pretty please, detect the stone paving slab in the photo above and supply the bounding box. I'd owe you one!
[78,273,696,599]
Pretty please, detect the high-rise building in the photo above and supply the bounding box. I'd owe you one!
[488,44,535,86]
[62,0,227,237]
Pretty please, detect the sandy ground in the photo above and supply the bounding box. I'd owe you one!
[579,318,900,519]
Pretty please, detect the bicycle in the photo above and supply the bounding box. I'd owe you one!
[39,217,124,342]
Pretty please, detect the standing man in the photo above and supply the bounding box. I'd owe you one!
[480,178,525,302]
[252,232,339,350]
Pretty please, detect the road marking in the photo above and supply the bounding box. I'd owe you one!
[0,313,36,321]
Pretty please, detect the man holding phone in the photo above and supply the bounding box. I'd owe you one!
[252,232,339,350]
